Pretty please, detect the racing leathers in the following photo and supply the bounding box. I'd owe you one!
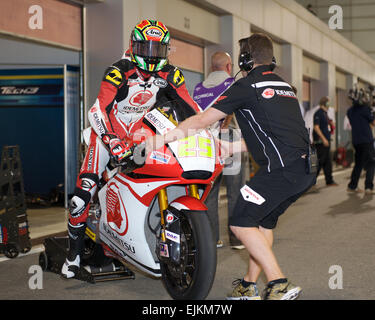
[64,58,201,275]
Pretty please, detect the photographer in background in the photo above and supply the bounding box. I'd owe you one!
[347,87,375,194]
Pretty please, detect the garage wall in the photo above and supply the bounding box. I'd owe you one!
[0,37,80,67]
[0,0,82,50]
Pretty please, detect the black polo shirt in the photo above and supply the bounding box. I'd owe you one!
[212,65,310,172]
[347,102,374,145]
[313,108,330,142]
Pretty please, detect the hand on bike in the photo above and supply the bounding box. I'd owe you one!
[102,133,132,163]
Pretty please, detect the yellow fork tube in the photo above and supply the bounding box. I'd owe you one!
[158,188,169,242]
[189,184,200,199]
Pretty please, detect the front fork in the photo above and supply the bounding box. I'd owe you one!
[157,184,199,262]
[158,184,200,234]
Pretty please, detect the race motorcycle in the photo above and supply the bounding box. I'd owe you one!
[64,102,222,300]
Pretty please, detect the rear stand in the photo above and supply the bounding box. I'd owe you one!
[39,237,135,283]
[0,146,31,258]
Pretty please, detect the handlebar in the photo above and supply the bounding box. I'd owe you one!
[109,142,147,174]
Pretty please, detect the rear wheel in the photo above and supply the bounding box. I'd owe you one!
[160,210,217,300]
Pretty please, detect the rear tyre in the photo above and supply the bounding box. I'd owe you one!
[160,210,217,300]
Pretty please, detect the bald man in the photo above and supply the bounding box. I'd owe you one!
[193,52,233,112]
[193,51,247,249]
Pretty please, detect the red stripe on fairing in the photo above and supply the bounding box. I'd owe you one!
[113,176,177,206]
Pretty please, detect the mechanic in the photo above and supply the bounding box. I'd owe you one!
[313,97,338,186]
[61,19,201,279]
[145,33,316,300]
[193,51,247,250]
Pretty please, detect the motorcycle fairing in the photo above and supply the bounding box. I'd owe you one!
[98,174,179,277]
[144,108,216,173]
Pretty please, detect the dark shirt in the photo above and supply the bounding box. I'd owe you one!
[347,102,374,145]
[212,65,309,172]
[313,108,330,143]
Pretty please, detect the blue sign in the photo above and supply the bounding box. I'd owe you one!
[0,68,64,106]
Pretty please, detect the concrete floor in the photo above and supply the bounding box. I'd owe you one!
[0,168,375,300]
[27,206,67,240]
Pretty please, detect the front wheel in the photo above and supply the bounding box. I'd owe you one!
[160,210,217,300]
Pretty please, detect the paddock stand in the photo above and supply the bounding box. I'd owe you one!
[39,236,135,283]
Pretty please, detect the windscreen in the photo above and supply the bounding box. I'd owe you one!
[144,99,196,130]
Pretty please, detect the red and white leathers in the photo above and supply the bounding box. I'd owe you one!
[68,56,201,229]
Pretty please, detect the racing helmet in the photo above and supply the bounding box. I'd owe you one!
[130,20,170,72]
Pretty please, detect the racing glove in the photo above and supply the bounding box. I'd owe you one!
[102,133,132,163]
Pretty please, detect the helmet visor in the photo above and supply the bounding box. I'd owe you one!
[132,41,169,59]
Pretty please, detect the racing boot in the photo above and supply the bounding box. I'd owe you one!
[61,222,86,279]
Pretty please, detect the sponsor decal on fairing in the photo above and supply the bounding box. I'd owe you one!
[159,243,169,257]
[165,213,175,223]
[106,182,129,236]
[150,151,171,164]
[165,230,180,243]
[102,224,135,254]
[145,109,176,135]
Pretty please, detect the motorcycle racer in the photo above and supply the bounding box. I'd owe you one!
[61,19,201,278]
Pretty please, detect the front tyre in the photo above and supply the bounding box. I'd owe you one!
[160,210,217,300]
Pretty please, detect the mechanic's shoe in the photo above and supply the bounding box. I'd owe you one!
[326,181,338,187]
[226,279,261,300]
[365,189,375,195]
[231,244,245,250]
[216,240,224,248]
[263,280,302,300]
[347,187,363,193]
[61,255,80,279]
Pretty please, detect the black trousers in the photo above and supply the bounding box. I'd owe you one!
[315,143,334,185]
[348,143,375,190]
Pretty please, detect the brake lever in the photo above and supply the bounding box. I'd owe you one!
[111,143,146,171]
[133,142,146,166]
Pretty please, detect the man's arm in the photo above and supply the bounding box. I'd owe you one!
[146,78,247,153]
[145,107,227,153]
[221,114,233,129]
[313,124,329,147]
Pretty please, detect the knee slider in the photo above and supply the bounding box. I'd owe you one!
[69,187,92,218]
[69,195,87,218]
